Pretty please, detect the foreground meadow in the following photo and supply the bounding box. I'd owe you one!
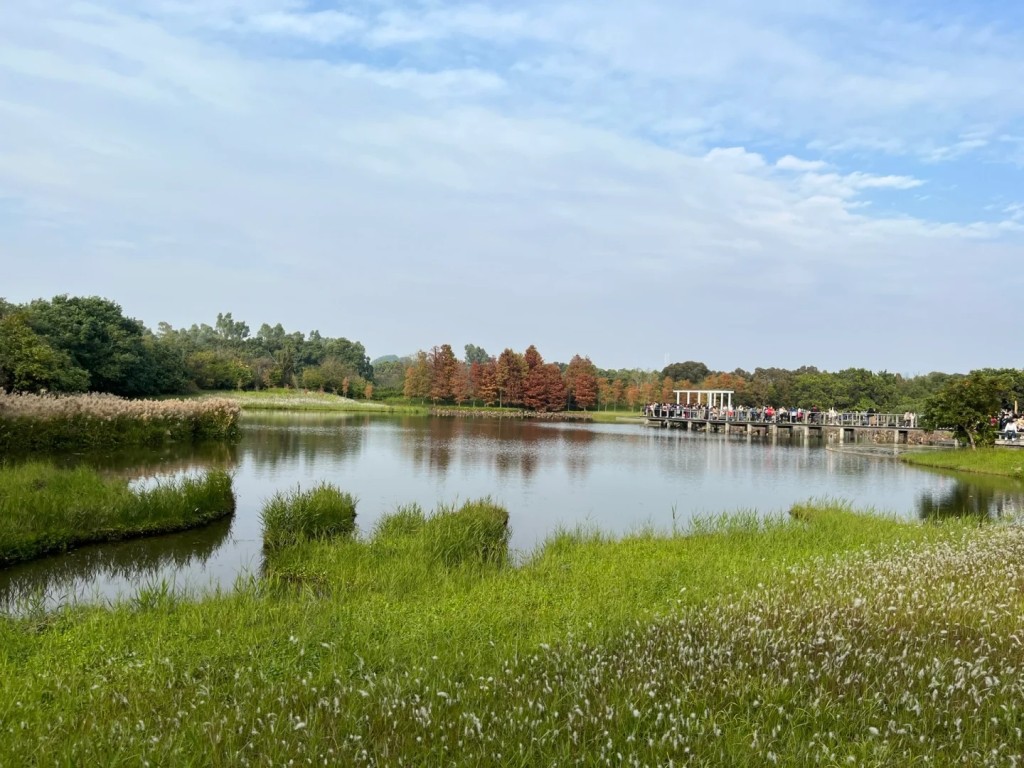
[0,503,1019,766]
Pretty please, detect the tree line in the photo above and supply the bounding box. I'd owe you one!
[0,295,370,397]
[2,295,1020,422]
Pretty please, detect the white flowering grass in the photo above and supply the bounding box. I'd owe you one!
[0,391,241,451]
[0,502,1013,766]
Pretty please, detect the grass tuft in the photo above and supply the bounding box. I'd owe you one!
[260,483,357,550]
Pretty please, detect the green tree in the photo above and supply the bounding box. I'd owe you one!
[920,371,1006,449]
[464,344,491,365]
[662,360,709,384]
[0,313,89,392]
[25,295,153,396]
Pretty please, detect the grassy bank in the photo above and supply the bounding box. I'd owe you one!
[200,389,636,420]
[901,447,1024,479]
[199,389,422,413]
[0,462,235,565]
[0,392,241,452]
[2,499,1012,765]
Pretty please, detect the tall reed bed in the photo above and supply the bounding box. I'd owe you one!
[0,462,235,565]
[0,392,241,452]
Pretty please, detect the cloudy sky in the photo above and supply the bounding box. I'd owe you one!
[2,1,1022,374]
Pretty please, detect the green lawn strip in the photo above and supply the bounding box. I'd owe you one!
[0,503,976,764]
[901,447,1024,479]
[0,462,235,565]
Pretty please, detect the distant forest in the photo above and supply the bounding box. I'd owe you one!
[2,295,1020,413]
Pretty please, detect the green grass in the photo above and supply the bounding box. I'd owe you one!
[901,447,1024,479]
[198,389,424,413]
[261,483,358,550]
[0,499,1002,765]
[0,462,236,565]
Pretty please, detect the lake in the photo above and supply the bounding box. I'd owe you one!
[3,411,1022,612]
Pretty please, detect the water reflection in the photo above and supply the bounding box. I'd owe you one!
[5,414,1024,611]
[917,469,1024,520]
[0,516,233,612]
[241,411,368,469]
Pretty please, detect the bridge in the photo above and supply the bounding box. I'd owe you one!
[644,390,923,444]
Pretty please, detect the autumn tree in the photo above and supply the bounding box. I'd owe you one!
[495,348,526,407]
[429,344,459,403]
[474,361,499,406]
[565,355,599,410]
[403,351,431,401]
[452,363,473,405]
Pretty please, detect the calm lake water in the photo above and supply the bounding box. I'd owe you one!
[3,411,1023,612]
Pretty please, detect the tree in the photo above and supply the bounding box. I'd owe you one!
[523,345,544,372]
[920,371,1006,449]
[215,312,250,343]
[404,351,432,401]
[565,355,599,410]
[662,360,709,384]
[495,349,526,407]
[26,295,154,396]
[464,344,491,365]
[0,313,89,392]
[429,344,459,403]
[475,361,499,406]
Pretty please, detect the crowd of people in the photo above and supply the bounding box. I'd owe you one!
[643,403,918,427]
[998,410,1023,440]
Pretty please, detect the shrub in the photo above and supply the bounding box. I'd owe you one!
[261,483,357,551]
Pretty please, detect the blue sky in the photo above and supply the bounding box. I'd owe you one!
[2,1,1022,374]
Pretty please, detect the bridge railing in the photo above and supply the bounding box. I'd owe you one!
[643,407,917,428]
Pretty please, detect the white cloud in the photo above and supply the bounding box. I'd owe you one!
[776,155,829,172]
[247,11,364,44]
[1,0,1023,372]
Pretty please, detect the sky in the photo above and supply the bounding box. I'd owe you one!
[2,1,1023,375]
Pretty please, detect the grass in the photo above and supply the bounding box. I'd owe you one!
[1,498,1008,765]
[261,483,358,550]
[198,389,423,413]
[0,462,236,565]
[0,392,241,452]
[901,447,1024,479]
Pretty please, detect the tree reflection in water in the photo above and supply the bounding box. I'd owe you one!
[917,470,1024,521]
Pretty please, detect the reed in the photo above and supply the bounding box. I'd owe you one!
[0,392,241,452]
[0,462,235,565]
